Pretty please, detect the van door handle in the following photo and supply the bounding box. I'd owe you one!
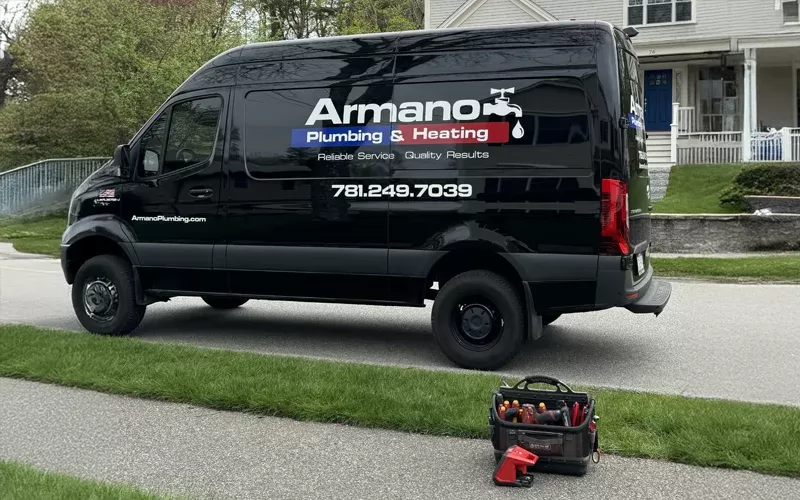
[188,187,214,199]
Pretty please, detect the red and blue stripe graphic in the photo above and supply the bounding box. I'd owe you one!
[291,122,510,148]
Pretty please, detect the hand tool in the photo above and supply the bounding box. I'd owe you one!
[532,410,563,425]
[571,402,581,426]
[557,400,571,427]
[521,407,536,424]
[504,407,520,423]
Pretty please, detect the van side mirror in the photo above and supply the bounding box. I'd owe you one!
[114,144,130,178]
[623,27,639,38]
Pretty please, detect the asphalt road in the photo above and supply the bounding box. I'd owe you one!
[2,244,800,406]
[2,378,798,500]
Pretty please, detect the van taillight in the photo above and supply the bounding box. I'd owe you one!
[600,178,630,255]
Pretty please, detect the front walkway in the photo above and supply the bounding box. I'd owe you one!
[1,378,797,500]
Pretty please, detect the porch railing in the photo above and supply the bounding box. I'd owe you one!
[675,106,695,134]
[676,132,743,165]
[670,103,800,165]
[0,157,110,217]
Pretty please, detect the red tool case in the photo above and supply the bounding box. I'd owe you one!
[488,375,598,476]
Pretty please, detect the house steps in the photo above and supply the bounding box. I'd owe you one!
[644,132,672,201]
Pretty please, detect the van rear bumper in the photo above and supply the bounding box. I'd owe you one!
[595,255,671,315]
[625,278,671,316]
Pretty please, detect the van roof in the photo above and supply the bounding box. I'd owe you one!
[212,20,615,66]
[174,20,617,95]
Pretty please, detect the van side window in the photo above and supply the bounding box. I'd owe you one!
[390,79,592,171]
[136,96,222,178]
[242,87,392,180]
[163,97,222,175]
[138,113,168,178]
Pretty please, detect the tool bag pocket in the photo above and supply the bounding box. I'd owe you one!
[514,430,564,456]
[488,375,596,476]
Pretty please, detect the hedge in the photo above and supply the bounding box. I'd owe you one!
[719,163,800,211]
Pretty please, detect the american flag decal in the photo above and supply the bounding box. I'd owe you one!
[99,189,116,198]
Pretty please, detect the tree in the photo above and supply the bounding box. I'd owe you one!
[0,0,34,107]
[0,0,426,170]
[0,0,243,169]
[237,0,342,41]
[336,0,423,35]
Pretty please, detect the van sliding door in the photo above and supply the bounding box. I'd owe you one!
[221,59,395,301]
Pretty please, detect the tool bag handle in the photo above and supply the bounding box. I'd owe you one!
[511,375,575,393]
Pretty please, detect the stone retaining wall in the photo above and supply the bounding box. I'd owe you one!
[651,214,800,253]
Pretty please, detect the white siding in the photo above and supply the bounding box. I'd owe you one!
[615,0,797,45]
[534,0,622,24]
[460,0,539,26]
[430,0,470,29]
[429,0,800,44]
[757,66,795,128]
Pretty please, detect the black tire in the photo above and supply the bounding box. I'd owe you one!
[201,296,249,309]
[542,313,562,326]
[431,270,525,371]
[71,254,145,336]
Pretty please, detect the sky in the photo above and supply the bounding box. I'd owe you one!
[1,0,29,55]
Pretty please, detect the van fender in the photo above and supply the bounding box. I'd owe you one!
[418,222,542,341]
[61,215,147,304]
[62,215,140,266]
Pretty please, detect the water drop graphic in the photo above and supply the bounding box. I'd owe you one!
[512,120,525,139]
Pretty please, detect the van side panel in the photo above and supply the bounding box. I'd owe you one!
[387,27,609,312]
[221,56,397,302]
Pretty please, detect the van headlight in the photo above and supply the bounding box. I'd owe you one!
[67,193,79,227]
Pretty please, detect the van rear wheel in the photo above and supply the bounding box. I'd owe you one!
[71,255,145,336]
[431,270,525,370]
[202,296,249,309]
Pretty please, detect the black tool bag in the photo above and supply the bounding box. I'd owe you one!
[488,375,598,476]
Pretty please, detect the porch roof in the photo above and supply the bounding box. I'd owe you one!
[738,33,800,50]
[632,36,732,59]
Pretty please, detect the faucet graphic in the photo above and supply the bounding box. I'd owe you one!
[483,88,525,139]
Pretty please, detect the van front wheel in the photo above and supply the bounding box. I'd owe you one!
[431,270,525,371]
[71,255,145,336]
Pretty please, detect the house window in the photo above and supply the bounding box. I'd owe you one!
[628,0,693,26]
[698,67,740,132]
[784,1,799,23]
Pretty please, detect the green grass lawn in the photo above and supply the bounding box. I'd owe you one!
[652,164,745,214]
[652,255,800,282]
[0,460,170,500]
[2,324,800,478]
[0,214,64,258]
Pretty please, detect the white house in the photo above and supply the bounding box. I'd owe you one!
[424,0,800,167]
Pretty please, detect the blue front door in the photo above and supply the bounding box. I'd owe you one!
[644,69,673,131]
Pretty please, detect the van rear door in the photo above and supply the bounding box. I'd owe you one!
[615,29,651,281]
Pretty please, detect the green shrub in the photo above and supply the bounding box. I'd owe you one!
[719,163,800,211]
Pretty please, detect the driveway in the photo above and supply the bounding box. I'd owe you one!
[2,245,800,406]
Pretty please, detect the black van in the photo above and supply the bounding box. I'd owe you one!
[61,21,671,370]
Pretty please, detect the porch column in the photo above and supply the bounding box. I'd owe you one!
[748,49,758,131]
[742,48,758,161]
